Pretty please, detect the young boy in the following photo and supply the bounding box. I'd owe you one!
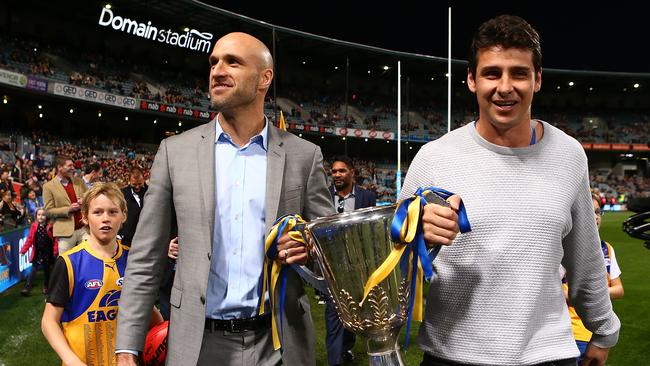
[562,193,624,361]
[41,182,162,366]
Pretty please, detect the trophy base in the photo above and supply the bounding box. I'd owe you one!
[365,328,405,366]
[368,347,404,366]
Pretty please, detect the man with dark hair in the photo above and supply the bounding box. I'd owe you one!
[329,156,376,213]
[82,162,102,189]
[118,167,147,247]
[325,155,375,365]
[42,155,88,254]
[401,15,620,366]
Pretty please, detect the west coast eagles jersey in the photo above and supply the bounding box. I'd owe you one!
[59,240,128,366]
[563,240,617,342]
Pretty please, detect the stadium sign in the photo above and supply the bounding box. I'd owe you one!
[26,76,48,92]
[98,8,213,53]
[0,68,27,88]
[53,82,137,110]
[0,227,32,294]
[140,100,215,120]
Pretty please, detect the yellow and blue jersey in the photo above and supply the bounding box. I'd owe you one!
[563,240,614,342]
[59,240,128,366]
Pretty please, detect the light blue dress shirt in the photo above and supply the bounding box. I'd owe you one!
[206,117,268,319]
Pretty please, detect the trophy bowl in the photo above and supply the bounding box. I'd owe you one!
[294,204,409,366]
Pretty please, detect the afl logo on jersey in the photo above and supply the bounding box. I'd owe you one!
[85,279,103,289]
[116,277,124,287]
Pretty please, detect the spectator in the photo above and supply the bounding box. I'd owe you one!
[0,189,25,226]
[118,167,147,247]
[11,157,23,182]
[42,155,88,254]
[325,155,376,366]
[20,207,57,296]
[24,189,43,221]
[82,162,102,189]
[0,169,13,195]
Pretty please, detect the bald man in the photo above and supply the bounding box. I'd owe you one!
[116,32,334,366]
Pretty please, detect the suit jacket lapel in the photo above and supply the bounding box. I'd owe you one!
[52,179,70,205]
[265,126,285,233]
[353,185,362,209]
[198,119,217,248]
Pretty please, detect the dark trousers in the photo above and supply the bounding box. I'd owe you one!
[158,260,176,320]
[23,262,51,291]
[199,323,280,366]
[325,295,356,365]
[421,353,577,366]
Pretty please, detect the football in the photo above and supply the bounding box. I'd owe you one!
[142,320,169,366]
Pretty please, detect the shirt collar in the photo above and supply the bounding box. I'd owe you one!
[335,184,356,199]
[56,175,69,185]
[215,114,268,151]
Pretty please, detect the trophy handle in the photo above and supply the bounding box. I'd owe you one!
[289,223,330,294]
[291,263,329,294]
[421,190,449,263]
[422,190,449,207]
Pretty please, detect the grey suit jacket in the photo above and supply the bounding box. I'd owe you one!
[116,119,335,365]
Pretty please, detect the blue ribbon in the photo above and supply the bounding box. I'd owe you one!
[261,214,298,351]
[390,186,471,348]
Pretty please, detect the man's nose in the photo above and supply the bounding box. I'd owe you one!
[497,76,513,94]
[212,61,228,77]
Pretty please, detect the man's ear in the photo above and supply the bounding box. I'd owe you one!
[534,68,542,93]
[259,68,273,90]
[467,69,477,93]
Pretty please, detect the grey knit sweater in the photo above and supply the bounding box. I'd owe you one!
[400,121,620,365]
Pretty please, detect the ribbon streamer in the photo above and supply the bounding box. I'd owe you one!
[360,187,471,348]
[261,214,306,350]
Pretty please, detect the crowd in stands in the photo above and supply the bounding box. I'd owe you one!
[3,34,650,145]
[2,36,56,78]
[2,124,650,232]
[0,131,156,231]
[3,35,650,230]
[1,35,210,110]
[592,171,650,204]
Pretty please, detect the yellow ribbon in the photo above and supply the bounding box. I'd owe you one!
[360,196,425,321]
[261,214,306,350]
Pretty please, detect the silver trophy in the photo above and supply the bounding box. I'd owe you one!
[294,204,413,366]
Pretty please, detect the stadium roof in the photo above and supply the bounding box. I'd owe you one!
[198,1,649,75]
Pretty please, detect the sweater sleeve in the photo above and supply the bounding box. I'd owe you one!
[561,167,620,348]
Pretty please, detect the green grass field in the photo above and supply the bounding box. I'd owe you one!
[1,211,648,365]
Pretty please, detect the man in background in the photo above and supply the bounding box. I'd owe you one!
[118,167,147,247]
[326,155,376,365]
[82,162,102,189]
[42,155,88,254]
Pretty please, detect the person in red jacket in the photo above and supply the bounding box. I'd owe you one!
[20,207,58,296]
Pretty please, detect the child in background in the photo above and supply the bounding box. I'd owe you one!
[20,207,57,296]
[562,192,624,361]
[41,182,162,366]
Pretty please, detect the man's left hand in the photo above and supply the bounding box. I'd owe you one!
[580,343,610,366]
[276,232,308,265]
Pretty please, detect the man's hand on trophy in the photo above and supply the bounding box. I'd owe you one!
[277,232,309,265]
[422,194,461,248]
